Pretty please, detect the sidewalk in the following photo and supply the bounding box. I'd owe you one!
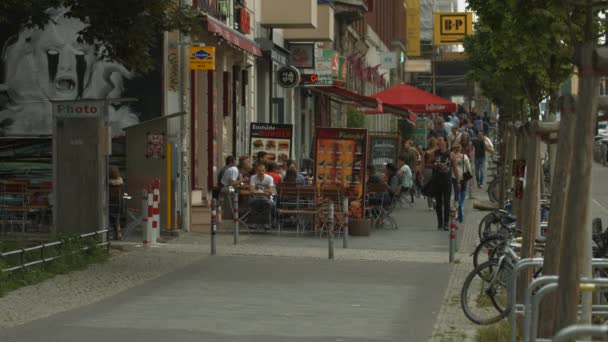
[430,188,491,342]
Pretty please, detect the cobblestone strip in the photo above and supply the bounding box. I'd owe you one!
[429,196,487,342]
[0,247,206,329]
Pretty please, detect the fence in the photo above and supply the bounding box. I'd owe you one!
[0,229,110,273]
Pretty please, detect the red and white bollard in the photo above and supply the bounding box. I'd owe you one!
[144,185,154,245]
[449,207,459,263]
[342,197,349,249]
[152,178,161,244]
[143,179,161,246]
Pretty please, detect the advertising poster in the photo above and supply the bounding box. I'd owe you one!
[314,128,368,218]
[368,134,401,171]
[250,123,293,164]
[414,118,429,148]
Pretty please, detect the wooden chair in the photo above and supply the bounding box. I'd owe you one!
[276,183,300,235]
[318,183,344,237]
[295,185,319,235]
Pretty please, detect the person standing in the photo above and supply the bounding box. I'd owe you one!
[431,137,459,230]
[401,138,419,173]
[472,131,494,188]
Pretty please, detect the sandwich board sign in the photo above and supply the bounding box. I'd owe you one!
[249,123,293,163]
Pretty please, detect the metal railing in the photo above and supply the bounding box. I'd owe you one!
[0,229,110,273]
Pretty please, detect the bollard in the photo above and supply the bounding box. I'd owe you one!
[450,208,459,252]
[152,179,161,244]
[144,186,153,245]
[328,201,334,259]
[211,198,217,255]
[342,197,349,249]
[449,208,457,263]
[232,188,239,245]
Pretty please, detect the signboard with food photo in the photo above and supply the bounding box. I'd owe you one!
[250,123,293,164]
[314,127,368,219]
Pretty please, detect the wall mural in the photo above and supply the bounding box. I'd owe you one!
[0,8,162,137]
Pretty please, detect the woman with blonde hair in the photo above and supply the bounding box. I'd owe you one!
[422,136,438,210]
[451,143,472,223]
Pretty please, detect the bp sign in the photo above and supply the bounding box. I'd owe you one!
[277,66,300,88]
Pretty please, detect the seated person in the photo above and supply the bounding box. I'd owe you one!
[366,164,384,185]
[398,155,414,196]
[266,162,283,187]
[249,163,275,203]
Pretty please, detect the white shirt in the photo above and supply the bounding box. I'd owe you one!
[399,164,413,188]
[250,173,275,194]
[220,166,239,187]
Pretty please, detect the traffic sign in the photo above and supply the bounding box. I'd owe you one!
[300,74,319,85]
[190,46,215,70]
[433,12,473,46]
[277,66,301,88]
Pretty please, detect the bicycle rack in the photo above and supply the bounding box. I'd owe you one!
[529,277,608,342]
[552,324,608,342]
[508,258,608,342]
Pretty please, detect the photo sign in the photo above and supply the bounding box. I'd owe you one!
[314,127,368,218]
[250,123,293,164]
[368,134,401,171]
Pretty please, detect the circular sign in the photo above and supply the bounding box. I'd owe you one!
[277,66,301,89]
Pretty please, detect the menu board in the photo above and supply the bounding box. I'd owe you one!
[314,128,367,218]
[250,123,293,163]
[414,118,429,148]
[368,134,401,171]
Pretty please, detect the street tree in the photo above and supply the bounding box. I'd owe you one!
[0,0,200,73]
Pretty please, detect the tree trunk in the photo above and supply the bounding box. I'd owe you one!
[505,125,517,193]
[555,41,600,335]
[517,125,541,300]
[538,95,576,338]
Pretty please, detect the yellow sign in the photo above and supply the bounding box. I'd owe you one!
[189,46,215,70]
[406,0,420,57]
[433,12,473,46]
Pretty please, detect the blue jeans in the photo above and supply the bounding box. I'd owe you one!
[475,157,486,186]
[457,180,467,222]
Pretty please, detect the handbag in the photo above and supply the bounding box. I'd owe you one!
[463,171,473,182]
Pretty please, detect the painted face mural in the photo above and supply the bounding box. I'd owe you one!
[0,8,144,136]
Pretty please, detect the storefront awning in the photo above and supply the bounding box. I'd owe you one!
[206,15,263,56]
[312,85,417,122]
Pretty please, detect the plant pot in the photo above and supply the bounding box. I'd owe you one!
[349,218,371,236]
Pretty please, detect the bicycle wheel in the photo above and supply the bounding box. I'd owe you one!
[472,235,505,269]
[478,211,510,241]
[487,178,501,203]
[461,259,512,325]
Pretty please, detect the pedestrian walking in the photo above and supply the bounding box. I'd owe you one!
[422,137,438,210]
[472,130,494,188]
[431,137,459,230]
[451,144,472,223]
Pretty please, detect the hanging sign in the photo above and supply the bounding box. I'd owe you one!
[189,46,215,70]
[277,66,301,88]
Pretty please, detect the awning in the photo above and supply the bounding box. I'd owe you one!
[372,83,457,113]
[311,86,418,122]
[206,15,262,56]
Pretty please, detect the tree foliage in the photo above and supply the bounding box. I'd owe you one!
[0,0,201,73]
[464,0,580,120]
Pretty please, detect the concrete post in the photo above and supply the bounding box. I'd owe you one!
[328,202,334,259]
[211,198,217,255]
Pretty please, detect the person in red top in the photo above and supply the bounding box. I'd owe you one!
[266,162,283,186]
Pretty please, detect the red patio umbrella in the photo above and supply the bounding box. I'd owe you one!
[371,83,457,113]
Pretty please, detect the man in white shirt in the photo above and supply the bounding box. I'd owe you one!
[220,156,240,188]
[250,163,275,197]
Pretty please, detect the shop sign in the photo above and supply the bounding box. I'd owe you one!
[433,12,473,45]
[271,48,289,66]
[380,52,398,69]
[300,74,319,85]
[53,100,105,116]
[277,66,301,88]
[189,46,215,70]
[250,123,293,163]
